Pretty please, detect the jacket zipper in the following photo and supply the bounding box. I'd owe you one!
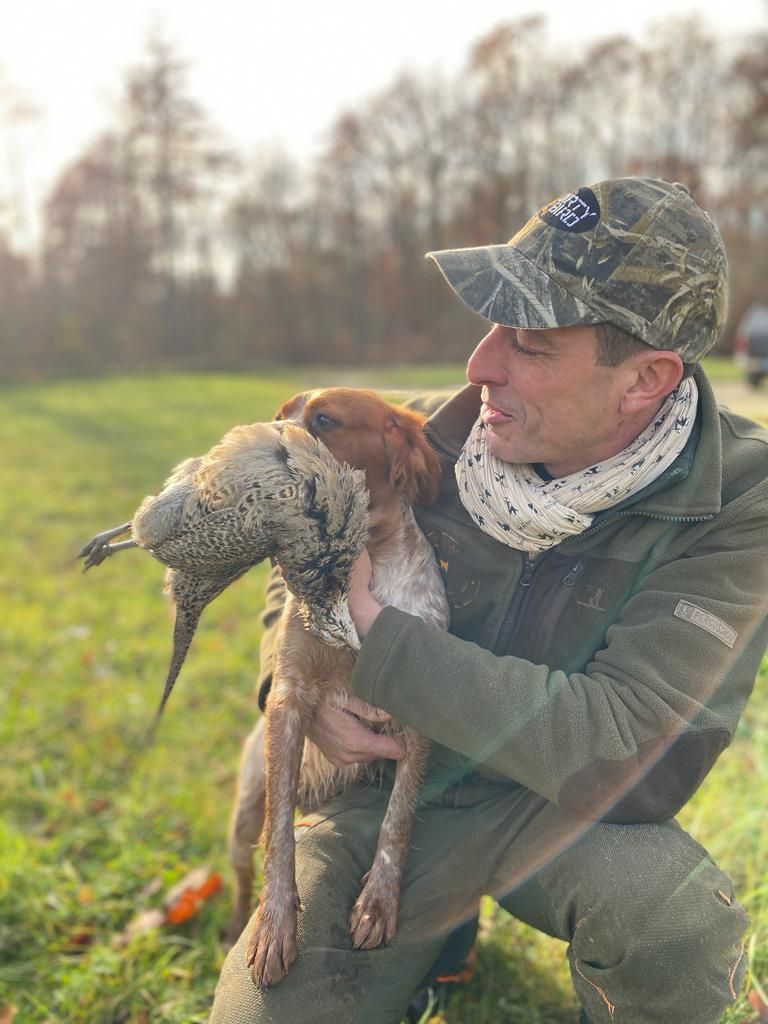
[493,552,542,654]
[526,560,586,662]
[562,560,585,586]
[579,508,714,537]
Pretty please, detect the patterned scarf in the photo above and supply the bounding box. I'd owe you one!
[456,379,698,553]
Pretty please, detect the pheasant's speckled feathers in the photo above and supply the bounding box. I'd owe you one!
[83,421,370,715]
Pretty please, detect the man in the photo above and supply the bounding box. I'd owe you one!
[211,178,768,1023]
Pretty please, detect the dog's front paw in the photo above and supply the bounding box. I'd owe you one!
[349,874,398,950]
[246,892,300,988]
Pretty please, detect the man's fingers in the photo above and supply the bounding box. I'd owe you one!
[335,713,405,762]
[307,700,405,765]
[360,729,405,761]
[344,696,392,724]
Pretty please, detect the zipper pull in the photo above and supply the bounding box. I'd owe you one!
[519,555,539,587]
[562,560,585,586]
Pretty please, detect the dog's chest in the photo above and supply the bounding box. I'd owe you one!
[369,524,450,631]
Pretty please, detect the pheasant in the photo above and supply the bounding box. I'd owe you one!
[78,420,370,717]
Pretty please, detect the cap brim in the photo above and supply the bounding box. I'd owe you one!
[426,245,603,330]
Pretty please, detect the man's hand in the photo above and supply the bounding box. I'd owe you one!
[307,698,405,768]
[348,549,383,639]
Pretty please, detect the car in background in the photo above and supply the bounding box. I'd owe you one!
[734,304,768,388]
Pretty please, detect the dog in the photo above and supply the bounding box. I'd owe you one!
[229,387,450,988]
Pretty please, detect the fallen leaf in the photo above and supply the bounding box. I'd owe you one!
[77,884,95,905]
[113,908,165,948]
[63,927,95,952]
[58,785,83,810]
[112,866,223,948]
[164,866,223,924]
[748,987,768,1022]
[0,1005,17,1024]
[138,877,163,901]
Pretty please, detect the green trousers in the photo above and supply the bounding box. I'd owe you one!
[210,772,747,1024]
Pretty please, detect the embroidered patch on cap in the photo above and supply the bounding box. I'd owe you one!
[541,187,600,233]
[674,600,737,649]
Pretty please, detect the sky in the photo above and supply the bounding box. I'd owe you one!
[0,0,766,243]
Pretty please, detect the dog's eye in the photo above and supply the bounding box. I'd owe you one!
[312,412,339,431]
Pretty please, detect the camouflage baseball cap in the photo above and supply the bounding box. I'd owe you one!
[427,177,728,362]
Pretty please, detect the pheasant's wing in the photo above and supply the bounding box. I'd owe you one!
[147,505,272,572]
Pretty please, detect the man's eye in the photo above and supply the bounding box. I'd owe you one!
[511,336,543,358]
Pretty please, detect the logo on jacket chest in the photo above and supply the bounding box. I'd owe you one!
[426,528,481,610]
[576,584,608,612]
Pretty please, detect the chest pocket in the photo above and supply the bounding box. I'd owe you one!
[523,555,640,672]
[417,499,523,650]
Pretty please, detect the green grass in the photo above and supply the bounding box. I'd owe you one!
[1,364,765,1023]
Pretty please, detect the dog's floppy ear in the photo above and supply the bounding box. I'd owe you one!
[384,408,442,506]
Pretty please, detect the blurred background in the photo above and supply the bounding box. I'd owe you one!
[2,0,768,377]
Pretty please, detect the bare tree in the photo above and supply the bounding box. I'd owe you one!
[5,12,768,378]
[0,68,40,251]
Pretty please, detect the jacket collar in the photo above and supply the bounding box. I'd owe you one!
[424,367,722,519]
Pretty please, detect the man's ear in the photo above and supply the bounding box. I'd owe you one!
[384,409,442,506]
[620,351,684,416]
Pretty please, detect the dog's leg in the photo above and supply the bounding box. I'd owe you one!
[246,688,310,988]
[349,730,431,950]
[226,717,266,946]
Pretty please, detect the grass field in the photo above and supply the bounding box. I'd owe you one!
[1,362,766,1024]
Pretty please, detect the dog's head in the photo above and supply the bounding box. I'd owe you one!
[276,387,442,507]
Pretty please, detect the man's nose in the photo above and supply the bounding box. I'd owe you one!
[467,324,508,386]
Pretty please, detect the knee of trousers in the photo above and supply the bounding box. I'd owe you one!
[570,850,748,1017]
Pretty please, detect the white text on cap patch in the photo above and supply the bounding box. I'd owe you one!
[541,187,600,233]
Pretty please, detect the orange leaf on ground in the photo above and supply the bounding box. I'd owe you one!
[164,866,223,924]
[0,1005,17,1024]
[112,866,223,948]
[748,987,768,1022]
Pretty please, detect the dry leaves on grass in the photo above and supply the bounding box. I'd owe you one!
[114,866,222,947]
[749,986,768,1022]
[164,866,223,924]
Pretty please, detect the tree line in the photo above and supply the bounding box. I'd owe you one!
[1,15,767,379]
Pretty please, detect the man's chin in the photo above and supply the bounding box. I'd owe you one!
[484,431,527,465]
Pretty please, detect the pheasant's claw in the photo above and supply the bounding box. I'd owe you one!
[80,542,112,570]
[78,523,134,571]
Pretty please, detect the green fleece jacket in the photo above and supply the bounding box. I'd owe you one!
[347,368,768,823]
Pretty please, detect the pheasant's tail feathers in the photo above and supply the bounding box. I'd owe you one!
[156,566,250,716]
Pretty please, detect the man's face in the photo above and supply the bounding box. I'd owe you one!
[466,323,633,477]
